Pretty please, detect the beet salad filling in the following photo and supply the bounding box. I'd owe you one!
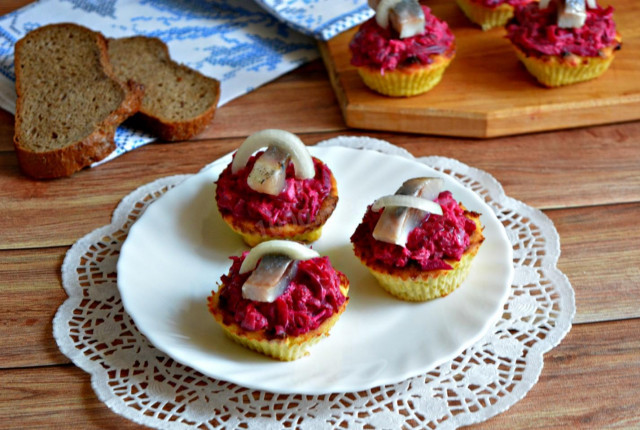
[216,151,333,227]
[506,3,619,57]
[349,6,454,73]
[216,254,347,339]
[351,191,478,271]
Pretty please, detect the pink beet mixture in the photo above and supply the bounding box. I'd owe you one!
[349,5,455,73]
[215,254,347,338]
[215,152,332,227]
[506,3,619,57]
[350,191,477,271]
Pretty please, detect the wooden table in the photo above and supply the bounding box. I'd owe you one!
[1,1,639,428]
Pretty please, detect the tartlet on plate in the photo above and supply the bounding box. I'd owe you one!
[208,241,349,361]
[351,177,485,301]
[215,129,338,246]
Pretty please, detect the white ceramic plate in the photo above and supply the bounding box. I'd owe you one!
[118,146,513,395]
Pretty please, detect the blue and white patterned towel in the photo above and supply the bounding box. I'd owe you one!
[254,0,372,41]
[0,0,324,163]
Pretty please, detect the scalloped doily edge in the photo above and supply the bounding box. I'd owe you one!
[54,136,576,429]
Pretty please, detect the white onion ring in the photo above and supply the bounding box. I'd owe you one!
[231,129,315,179]
[371,194,443,216]
[239,240,320,274]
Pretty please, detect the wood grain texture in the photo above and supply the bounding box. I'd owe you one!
[0,138,235,249]
[467,318,640,429]
[0,1,638,428]
[199,61,346,140]
[6,120,640,250]
[321,0,640,138]
[0,248,70,368]
[1,320,639,429]
[0,0,32,16]
[548,202,640,324]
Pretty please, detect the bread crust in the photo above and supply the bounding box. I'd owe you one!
[13,23,143,179]
[108,36,220,141]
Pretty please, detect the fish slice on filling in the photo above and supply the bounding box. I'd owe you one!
[372,177,444,247]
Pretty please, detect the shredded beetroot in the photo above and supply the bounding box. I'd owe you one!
[349,6,454,73]
[468,0,533,8]
[350,191,477,271]
[506,3,619,57]
[215,152,332,227]
[216,254,347,338]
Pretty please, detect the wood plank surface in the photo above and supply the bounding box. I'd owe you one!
[3,120,640,249]
[0,247,70,368]
[0,0,32,16]
[201,61,346,140]
[1,0,639,428]
[321,0,640,138]
[469,318,640,429]
[2,319,639,429]
[547,202,640,324]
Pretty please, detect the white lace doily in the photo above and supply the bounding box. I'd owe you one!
[54,136,575,429]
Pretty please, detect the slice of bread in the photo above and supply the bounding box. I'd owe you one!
[108,36,220,141]
[13,23,143,179]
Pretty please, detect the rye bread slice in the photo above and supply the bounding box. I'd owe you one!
[13,23,143,179]
[107,36,220,141]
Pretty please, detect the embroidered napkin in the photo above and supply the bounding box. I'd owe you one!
[254,0,372,40]
[0,0,320,162]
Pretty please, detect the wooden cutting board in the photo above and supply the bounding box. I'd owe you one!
[319,0,640,138]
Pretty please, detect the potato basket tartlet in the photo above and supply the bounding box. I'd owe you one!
[215,129,338,246]
[349,1,456,97]
[351,177,484,302]
[208,240,349,361]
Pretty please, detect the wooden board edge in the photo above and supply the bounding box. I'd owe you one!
[318,41,350,122]
[483,94,640,137]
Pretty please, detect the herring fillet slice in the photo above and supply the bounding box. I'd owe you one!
[246,145,290,195]
[369,0,425,38]
[239,240,320,274]
[372,177,444,247]
[396,177,443,199]
[231,129,315,179]
[371,195,443,215]
[558,0,587,28]
[242,255,298,303]
[389,1,425,39]
[539,0,594,13]
[372,0,403,29]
